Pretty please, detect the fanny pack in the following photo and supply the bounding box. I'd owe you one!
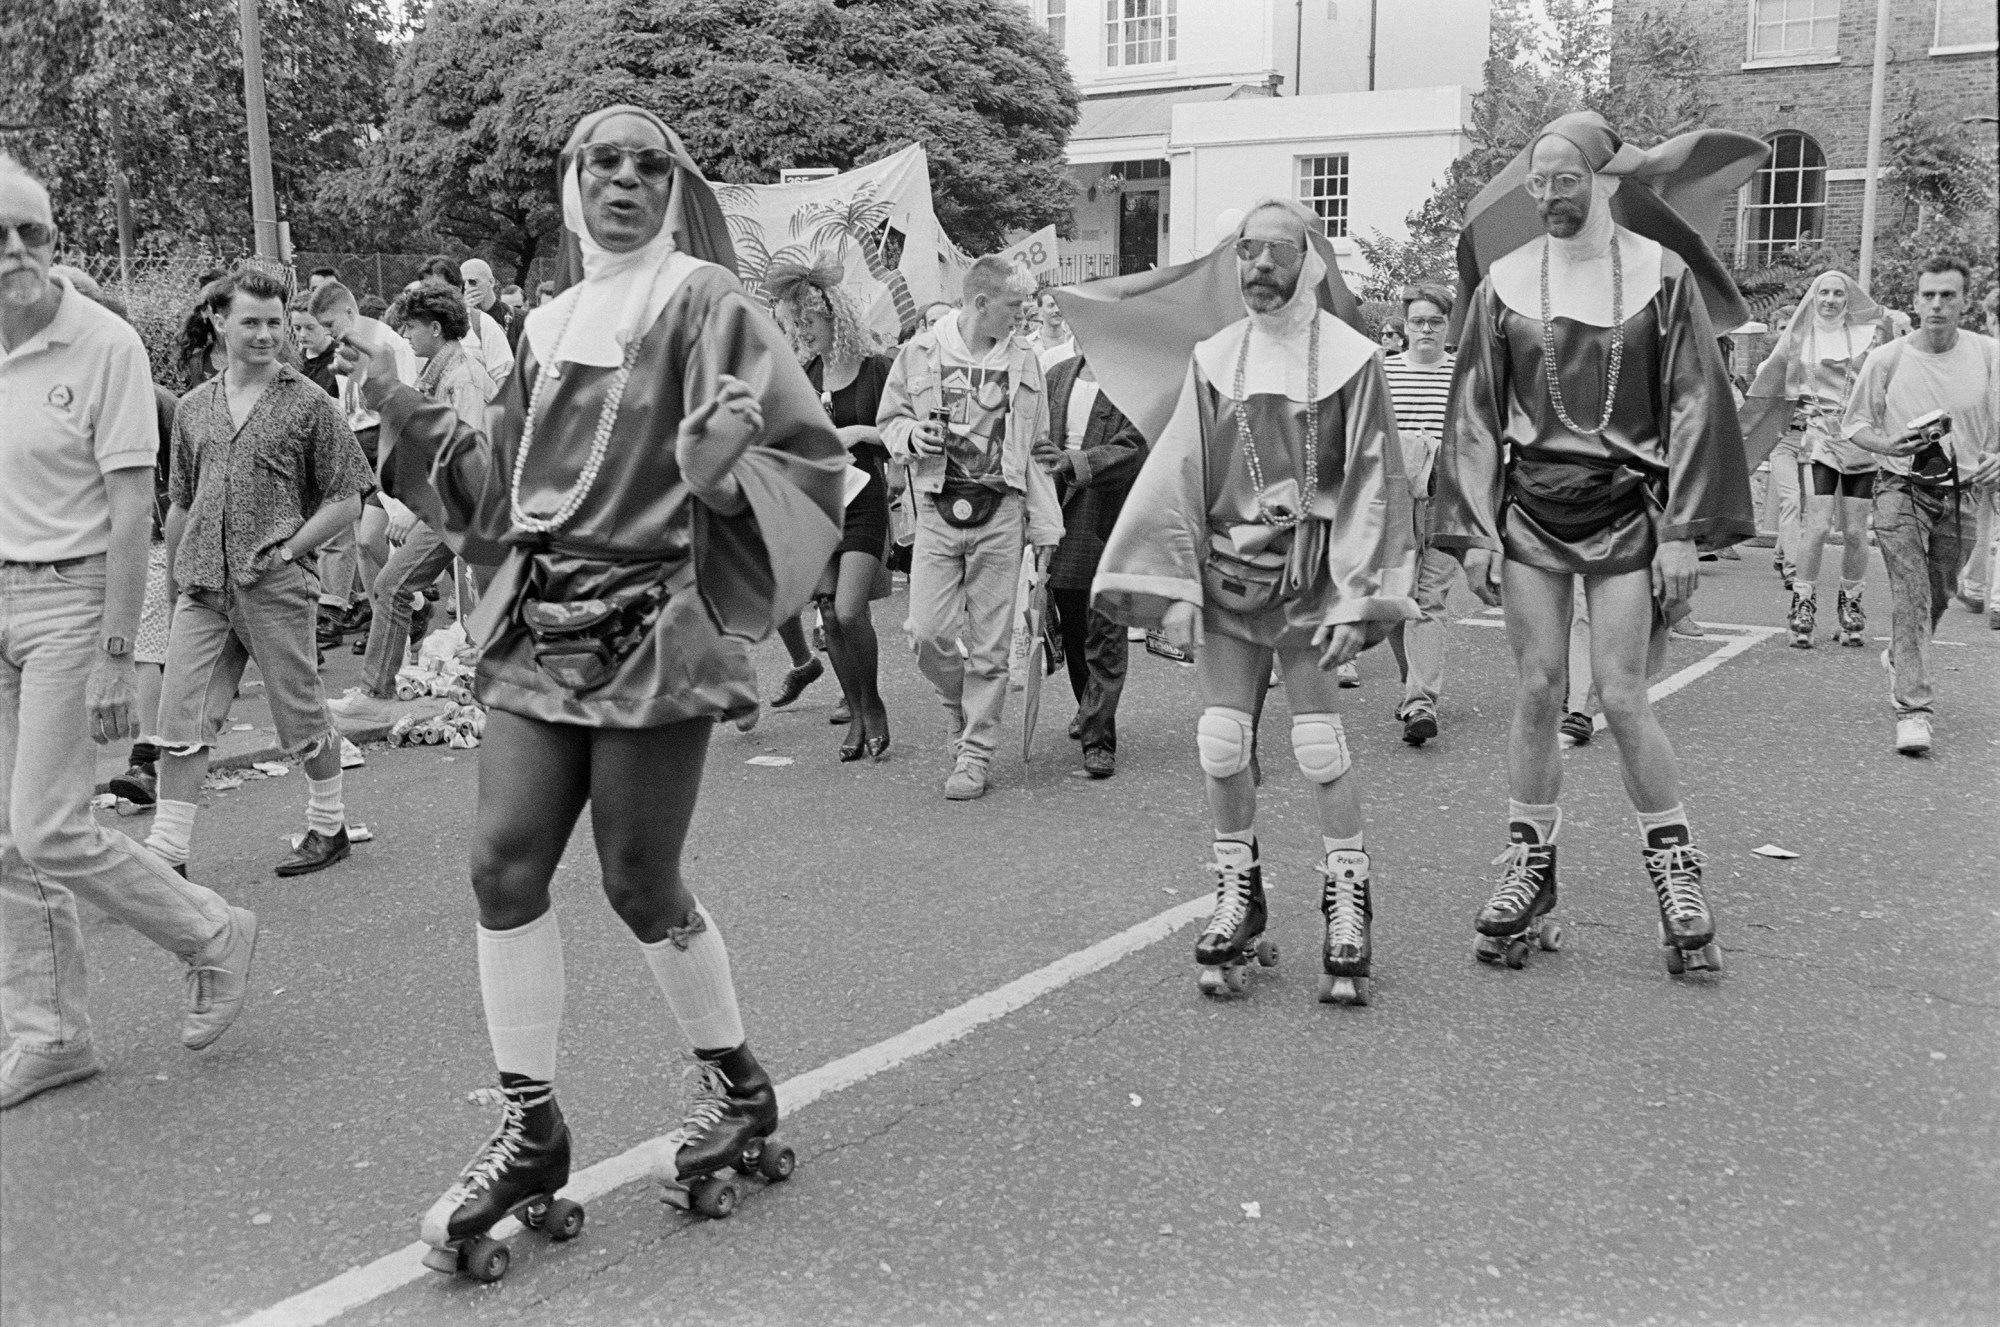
[935,485,1004,528]
[520,577,669,693]
[1509,452,1656,540]
[1202,532,1293,616]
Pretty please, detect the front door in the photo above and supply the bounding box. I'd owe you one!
[1118,189,1160,275]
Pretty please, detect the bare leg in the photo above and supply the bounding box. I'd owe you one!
[1839,495,1872,582]
[1582,570,1682,813]
[1796,491,1836,589]
[776,615,813,669]
[1501,561,1574,805]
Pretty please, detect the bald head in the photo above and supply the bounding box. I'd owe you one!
[0,156,58,314]
[460,257,496,311]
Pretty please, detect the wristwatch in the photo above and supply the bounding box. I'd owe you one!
[102,635,131,658]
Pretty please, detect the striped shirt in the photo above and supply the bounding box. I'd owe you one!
[1381,351,1456,440]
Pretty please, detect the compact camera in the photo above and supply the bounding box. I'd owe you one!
[1904,409,1956,483]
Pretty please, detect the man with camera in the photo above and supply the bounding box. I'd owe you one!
[879,255,1063,800]
[1842,255,2000,756]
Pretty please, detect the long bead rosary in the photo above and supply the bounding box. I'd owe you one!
[1540,235,1624,438]
[1231,312,1320,529]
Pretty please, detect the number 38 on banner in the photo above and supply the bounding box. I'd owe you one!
[999,225,1059,281]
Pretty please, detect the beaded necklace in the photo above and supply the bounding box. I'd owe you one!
[1230,313,1320,529]
[509,260,667,534]
[1540,235,1623,438]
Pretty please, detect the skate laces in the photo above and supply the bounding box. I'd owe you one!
[447,1088,538,1197]
[1644,843,1708,920]
[1203,859,1254,939]
[664,1054,735,1149]
[1486,843,1541,913]
[1322,869,1367,950]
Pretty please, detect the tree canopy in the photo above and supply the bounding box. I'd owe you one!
[339,0,1081,281]
[1,0,397,255]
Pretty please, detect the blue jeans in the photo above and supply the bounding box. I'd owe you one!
[907,494,1025,764]
[1873,476,1968,718]
[0,558,233,1055]
[361,521,455,698]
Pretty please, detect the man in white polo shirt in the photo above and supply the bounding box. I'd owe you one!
[0,156,257,1109]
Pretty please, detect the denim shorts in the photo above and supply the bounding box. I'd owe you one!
[156,561,334,756]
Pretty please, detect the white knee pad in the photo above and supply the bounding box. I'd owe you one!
[1291,713,1350,783]
[1196,707,1256,779]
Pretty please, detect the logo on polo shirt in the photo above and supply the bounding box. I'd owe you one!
[47,384,74,409]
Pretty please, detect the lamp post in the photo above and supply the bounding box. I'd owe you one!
[1856,0,1891,289]
[237,0,281,259]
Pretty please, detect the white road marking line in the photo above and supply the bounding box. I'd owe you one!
[225,897,1211,1327]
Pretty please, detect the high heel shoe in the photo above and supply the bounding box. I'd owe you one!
[838,720,866,762]
[863,708,891,762]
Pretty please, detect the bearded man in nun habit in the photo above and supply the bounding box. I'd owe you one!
[337,105,844,1278]
[1089,199,1418,1006]
[1430,111,1763,978]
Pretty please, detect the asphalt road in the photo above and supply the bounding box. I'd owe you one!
[3,553,1995,1327]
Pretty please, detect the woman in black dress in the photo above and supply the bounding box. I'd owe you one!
[767,260,895,761]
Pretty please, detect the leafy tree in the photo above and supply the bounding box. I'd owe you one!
[339,0,1079,281]
[1,0,397,255]
[1363,0,1719,299]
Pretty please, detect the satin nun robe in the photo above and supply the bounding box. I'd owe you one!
[372,262,846,727]
[1092,310,1419,650]
[1430,249,1757,578]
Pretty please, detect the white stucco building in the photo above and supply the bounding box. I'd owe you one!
[1026,0,1491,286]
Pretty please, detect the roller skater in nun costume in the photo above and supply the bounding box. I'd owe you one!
[1430,112,1763,978]
[338,105,843,1282]
[1085,199,1418,1006]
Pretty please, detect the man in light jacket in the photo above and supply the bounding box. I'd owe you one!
[879,256,1063,800]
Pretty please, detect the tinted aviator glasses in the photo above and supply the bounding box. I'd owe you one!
[1235,237,1303,264]
[2,222,55,248]
[580,144,676,185]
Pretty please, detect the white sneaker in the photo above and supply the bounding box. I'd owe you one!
[1894,715,1932,756]
[328,690,395,726]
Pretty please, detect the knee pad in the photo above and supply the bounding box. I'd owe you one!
[1291,713,1350,783]
[1196,707,1256,779]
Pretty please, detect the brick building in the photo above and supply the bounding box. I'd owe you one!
[1611,0,1997,265]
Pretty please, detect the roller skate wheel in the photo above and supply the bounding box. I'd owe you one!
[1664,945,1687,975]
[1223,963,1248,993]
[757,1139,797,1182]
[1693,942,1723,973]
[1348,975,1371,1006]
[691,1174,739,1218]
[545,1198,585,1241]
[420,1245,458,1275]
[1318,974,1369,1005]
[1473,935,1503,965]
[1253,936,1279,967]
[1197,966,1226,995]
[465,1235,510,1283]
[1504,939,1529,970]
[1539,920,1565,952]
[659,1182,692,1212]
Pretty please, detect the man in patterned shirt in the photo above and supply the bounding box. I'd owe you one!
[1380,282,1461,746]
[149,264,375,878]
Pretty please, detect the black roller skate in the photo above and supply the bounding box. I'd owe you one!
[1643,830,1721,975]
[420,1075,582,1283]
[1317,849,1372,1006]
[1474,818,1564,969]
[1195,839,1276,995]
[655,1046,796,1219]
[1836,587,1865,647]
[1787,590,1816,649]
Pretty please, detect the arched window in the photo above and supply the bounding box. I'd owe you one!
[1743,132,1827,263]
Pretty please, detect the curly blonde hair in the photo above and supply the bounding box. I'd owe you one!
[766,262,880,366]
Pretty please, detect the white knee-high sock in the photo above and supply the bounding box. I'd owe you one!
[146,799,197,866]
[637,901,745,1052]
[305,774,345,837]
[478,909,565,1082]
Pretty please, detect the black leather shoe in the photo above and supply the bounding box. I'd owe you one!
[276,827,351,877]
[771,657,823,708]
[1400,710,1438,747]
[1082,747,1115,778]
[109,764,158,805]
